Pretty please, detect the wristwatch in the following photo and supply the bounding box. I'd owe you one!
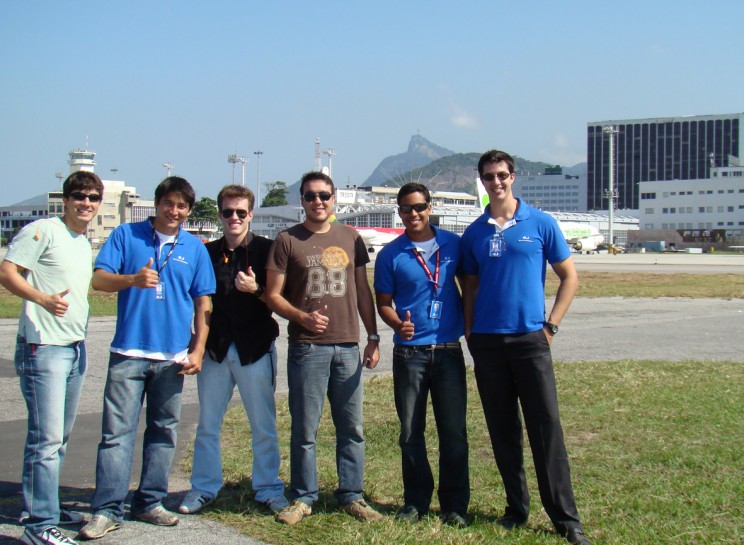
[367,334,381,342]
[545,322,559,335]
[254,284,265,298]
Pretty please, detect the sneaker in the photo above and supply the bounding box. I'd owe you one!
[265,495,289,514]
[441,512,468,528]
[275,500,311,525]
[178,491,215,514]
[77,514,121,540]
[20,527,78,545]
[394,504,422,523]
[133,505,179,526]
[339,499,383,522]
[20,510,84,526]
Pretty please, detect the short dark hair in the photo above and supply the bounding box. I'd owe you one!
[62,171,104,199]
[397,182,431,205]
[299,171,334,195]
[154,176,196,210]
[477,149,516,177]
[217,184,255,212]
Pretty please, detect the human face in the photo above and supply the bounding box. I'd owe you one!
[220,196,252,242]
[398,191,432,241]
[301,179,335,227]
[480,161,515,204]
[62,189,101,234]
[153,191,191,235]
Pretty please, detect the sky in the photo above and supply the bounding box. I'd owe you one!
[1,0,742,206]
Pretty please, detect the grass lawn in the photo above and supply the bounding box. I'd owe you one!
[186,360,743,545]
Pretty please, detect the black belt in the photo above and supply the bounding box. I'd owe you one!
[396,341,461,351]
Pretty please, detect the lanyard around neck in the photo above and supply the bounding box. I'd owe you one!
[412,247,440,293]
[152,229,179,274]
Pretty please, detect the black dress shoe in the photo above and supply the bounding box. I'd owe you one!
[395,505,422,523]
[564,527,591,545]
[496,513,528,530]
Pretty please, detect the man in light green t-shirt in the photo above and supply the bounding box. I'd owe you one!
[0,171,103,545]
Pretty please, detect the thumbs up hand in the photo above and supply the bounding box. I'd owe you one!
[235,266,259,293]
[398,310,415,341]
[43,288,71,317]
[302,304,330,334]
[133,258,159,288]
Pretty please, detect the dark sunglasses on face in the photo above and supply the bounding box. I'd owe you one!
[481,171,512,182]
[399,202,429,214]
[303,191,333,202]
[69,192,102,202]
[221,208,249,219]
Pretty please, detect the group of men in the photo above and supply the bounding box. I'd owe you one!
[1,149,589,545]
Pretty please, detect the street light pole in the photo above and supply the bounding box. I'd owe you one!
[254,150,263,206]
[603,125,618,253]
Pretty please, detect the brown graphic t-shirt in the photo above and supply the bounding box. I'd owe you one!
[267,222,370,344]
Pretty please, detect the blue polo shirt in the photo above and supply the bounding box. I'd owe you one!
[374,226,464,345]
[461,198,571,334]
[95,219,216,354]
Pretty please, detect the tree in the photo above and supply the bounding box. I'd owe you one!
[190,196,218,222]
[261,181,289,207]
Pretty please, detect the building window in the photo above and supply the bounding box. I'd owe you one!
[645,208,654,214]
[662,208,669,214]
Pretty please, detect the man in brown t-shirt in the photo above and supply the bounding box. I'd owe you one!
[266,171,382,525]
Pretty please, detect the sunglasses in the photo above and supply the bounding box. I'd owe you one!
[221,208,249,219]
[481,172,512,182]
[399,203,429,214]
[69,192,102,202]
[303,191,333,202]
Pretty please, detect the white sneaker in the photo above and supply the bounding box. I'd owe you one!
[20,526,78,545]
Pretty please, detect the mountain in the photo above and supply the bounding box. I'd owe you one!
[363,134,455,186]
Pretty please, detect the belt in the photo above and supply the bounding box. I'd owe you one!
[396,342,461,351]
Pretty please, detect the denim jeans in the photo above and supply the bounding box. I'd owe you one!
[15,336,86,534]
[91,353,184,520]
[286,343,364,506]
[190,342,285,503]
[392,344,469,515]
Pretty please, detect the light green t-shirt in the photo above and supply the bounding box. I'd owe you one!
[6,217,93,345]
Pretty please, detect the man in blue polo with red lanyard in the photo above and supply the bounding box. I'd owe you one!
[374,182,469,528]
[461,150,589,545]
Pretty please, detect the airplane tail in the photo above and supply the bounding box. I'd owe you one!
[475,178,489,208]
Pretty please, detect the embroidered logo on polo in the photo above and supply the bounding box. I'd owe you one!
[173,255,190,265]
[518,235,534,243]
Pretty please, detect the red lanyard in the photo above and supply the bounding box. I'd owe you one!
[412,248,440,293]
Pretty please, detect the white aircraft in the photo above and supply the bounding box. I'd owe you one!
[353,227,404,250]
[475,180,604,253]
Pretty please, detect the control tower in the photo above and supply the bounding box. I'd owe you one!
[68,148,96,172]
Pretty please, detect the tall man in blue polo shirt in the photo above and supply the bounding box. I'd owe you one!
[461,150,589,545]
[374,183,469,527]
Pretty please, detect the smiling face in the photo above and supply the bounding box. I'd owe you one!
[480,160,515,205]
[62,189,101,234]
[301,178,335,229]
[220,196,253,243]
[398,191,433,242]
[153,191,191,235]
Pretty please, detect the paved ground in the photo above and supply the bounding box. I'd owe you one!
[0,252,742,544]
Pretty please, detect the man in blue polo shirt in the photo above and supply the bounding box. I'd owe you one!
[374,183,469,528]
[461,150,589,545]
[79,177,215,541]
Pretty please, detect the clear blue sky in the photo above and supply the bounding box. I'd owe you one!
[1,0,742,205]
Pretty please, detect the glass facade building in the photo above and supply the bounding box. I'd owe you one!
[587,114,743,210]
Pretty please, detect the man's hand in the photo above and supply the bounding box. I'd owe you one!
[397,310,415,341]
[42,288,70,317]
[133,258,159,288]
[362,341,380,369]
[235,266,259,293]
[300,305,330,334]
[177,350,204,375]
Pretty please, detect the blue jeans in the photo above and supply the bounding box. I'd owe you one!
[15,336,86,534]
[286,343,365,506]
[392,344,469,515]
[190,343,285,502]
[91,353,184,520]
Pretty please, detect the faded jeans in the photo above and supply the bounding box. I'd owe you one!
[15,336,86,534]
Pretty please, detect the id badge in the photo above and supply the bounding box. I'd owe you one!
[489,236,503,257]
[155,282,166,301]
[429,299,443,320]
